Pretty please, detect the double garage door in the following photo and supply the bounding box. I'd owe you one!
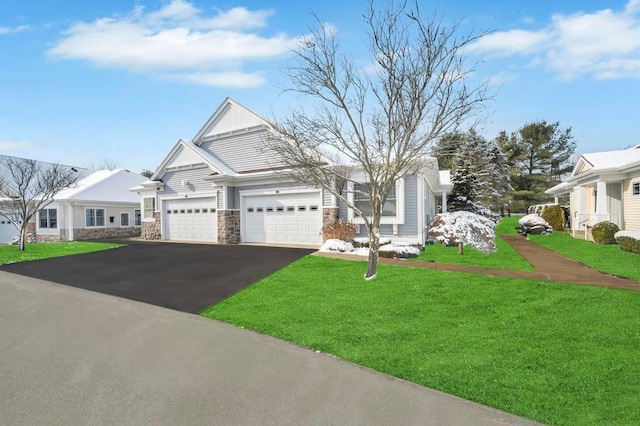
[243,192,322,245]
[0,216,19,244]
[164,198,218,242]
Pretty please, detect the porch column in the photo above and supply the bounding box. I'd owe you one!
[575,186,587,231]
[68,203,74,241]
[441,192,447,213]
[595,180,608,219]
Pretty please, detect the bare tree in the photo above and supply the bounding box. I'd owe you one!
[86,158,120,171]
[266,1,489,279]
[140,169,153,178]
[0,157,82,250]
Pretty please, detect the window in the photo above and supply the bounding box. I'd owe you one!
[354,183,397,216]
[633,182,640,196]
[38,208,57,229]
[86,208,105,227]
[121,213,130,227]
[143,197,155,219]
[134,209,141,226]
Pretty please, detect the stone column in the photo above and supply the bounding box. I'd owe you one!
[218,210,241,244]
[141,212,161,240]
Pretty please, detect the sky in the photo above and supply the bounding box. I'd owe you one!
[1,0,639,173]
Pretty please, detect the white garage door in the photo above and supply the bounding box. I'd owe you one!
[0,216,19,244]
[244,192,322,245]
[164,198,218,242]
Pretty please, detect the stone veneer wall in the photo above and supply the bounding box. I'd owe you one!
[36,234,62,242]
[141,212,161,240]
[322,207,340,242]
[218,210,240,244]
[74,226,141,240]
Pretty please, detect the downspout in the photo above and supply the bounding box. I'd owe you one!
[68,202,74,241]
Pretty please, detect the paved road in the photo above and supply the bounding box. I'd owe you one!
[0,242,313,313]
[0,272,540,426]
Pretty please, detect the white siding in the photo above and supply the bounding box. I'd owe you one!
[162,166,214,196]
[231,182,308,209]
[202,103,265,136]
[623,178,640,231]
[200,130,284,173]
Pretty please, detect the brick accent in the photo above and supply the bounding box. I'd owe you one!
[218,210,240,244]
[322,207,340,242]
[141,212,161,240]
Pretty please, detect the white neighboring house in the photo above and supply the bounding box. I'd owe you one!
[546,145,640,238]
[0,168,147,244]
[132,97,452,247]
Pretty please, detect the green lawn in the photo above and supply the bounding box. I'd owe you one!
[203,256,640,426]
[0,242,123,264]
[529,232,640,281]
[495,215,522,235]
[415,235,534,270]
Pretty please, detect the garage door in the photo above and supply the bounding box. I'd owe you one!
[243,192,322,245]
[0,216,19,244]
[164,198,218,242]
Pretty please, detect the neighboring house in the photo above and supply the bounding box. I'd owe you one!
[31,169,147,242]
[134,98,452,247]
[546,145,640,237]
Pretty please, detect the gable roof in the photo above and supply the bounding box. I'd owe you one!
[192,97,270,145]
[573,145,640,176]
[56,169,147,203]
[150,138,235,180]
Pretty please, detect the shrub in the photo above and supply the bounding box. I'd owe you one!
[322,219,357,242]
[540,205,566,231]
[591,221,620,244]
[615,231,640,254]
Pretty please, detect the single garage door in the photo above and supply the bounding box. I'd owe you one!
[0,216,19,244]
[244,192,322,245]
[164,198,218,242]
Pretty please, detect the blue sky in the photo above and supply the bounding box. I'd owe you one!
[1,0,639,173]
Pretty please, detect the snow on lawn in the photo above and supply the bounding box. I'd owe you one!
[319,239,354,253]
[429,211,497,253]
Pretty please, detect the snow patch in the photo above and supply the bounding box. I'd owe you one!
[615,230,640,239]
[429,211,496,253]
[319,239,354,253]
[379,242,421,257]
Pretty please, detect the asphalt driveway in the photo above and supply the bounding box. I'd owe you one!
[0,242,314,313]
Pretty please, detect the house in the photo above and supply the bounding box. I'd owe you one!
[0,159,147,243]
[29,169,147,242]
[546,145,640,238]
[133,98,452,247]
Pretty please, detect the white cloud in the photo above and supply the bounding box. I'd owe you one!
[466,0,640,80]
[47,1,294,88]
[0,25,28,35]
[0,140,30,150]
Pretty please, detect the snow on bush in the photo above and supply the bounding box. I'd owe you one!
[428,211,496,253]
[319,239,354,253]
[352,236,391,247]
[379,242,421,258]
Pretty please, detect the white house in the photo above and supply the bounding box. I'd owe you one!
[133,98,452,247]
[546,145,640,237]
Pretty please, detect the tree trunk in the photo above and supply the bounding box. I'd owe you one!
[365,226,380,279]
[18,226,26,251]
[458,241,464,255]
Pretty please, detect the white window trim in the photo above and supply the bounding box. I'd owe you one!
[85,207,106,228]
[120,212,130,228]
[142,197,156,222]
[347,178,405,225]
[134,209,142,227]
[37,207,58,230]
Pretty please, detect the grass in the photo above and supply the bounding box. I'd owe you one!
[203,256,640,425]
[495,215,522,235]
[528,232,640,281]
[0,241,123,264]
[414,235,534,270]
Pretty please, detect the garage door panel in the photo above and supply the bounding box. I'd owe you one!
[244,192,322,245]
[164,198,217,242]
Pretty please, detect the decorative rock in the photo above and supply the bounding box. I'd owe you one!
[516,214,553,236]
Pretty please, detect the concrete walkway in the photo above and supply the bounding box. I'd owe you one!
[0,272,539,426]
[316,234,640,291]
